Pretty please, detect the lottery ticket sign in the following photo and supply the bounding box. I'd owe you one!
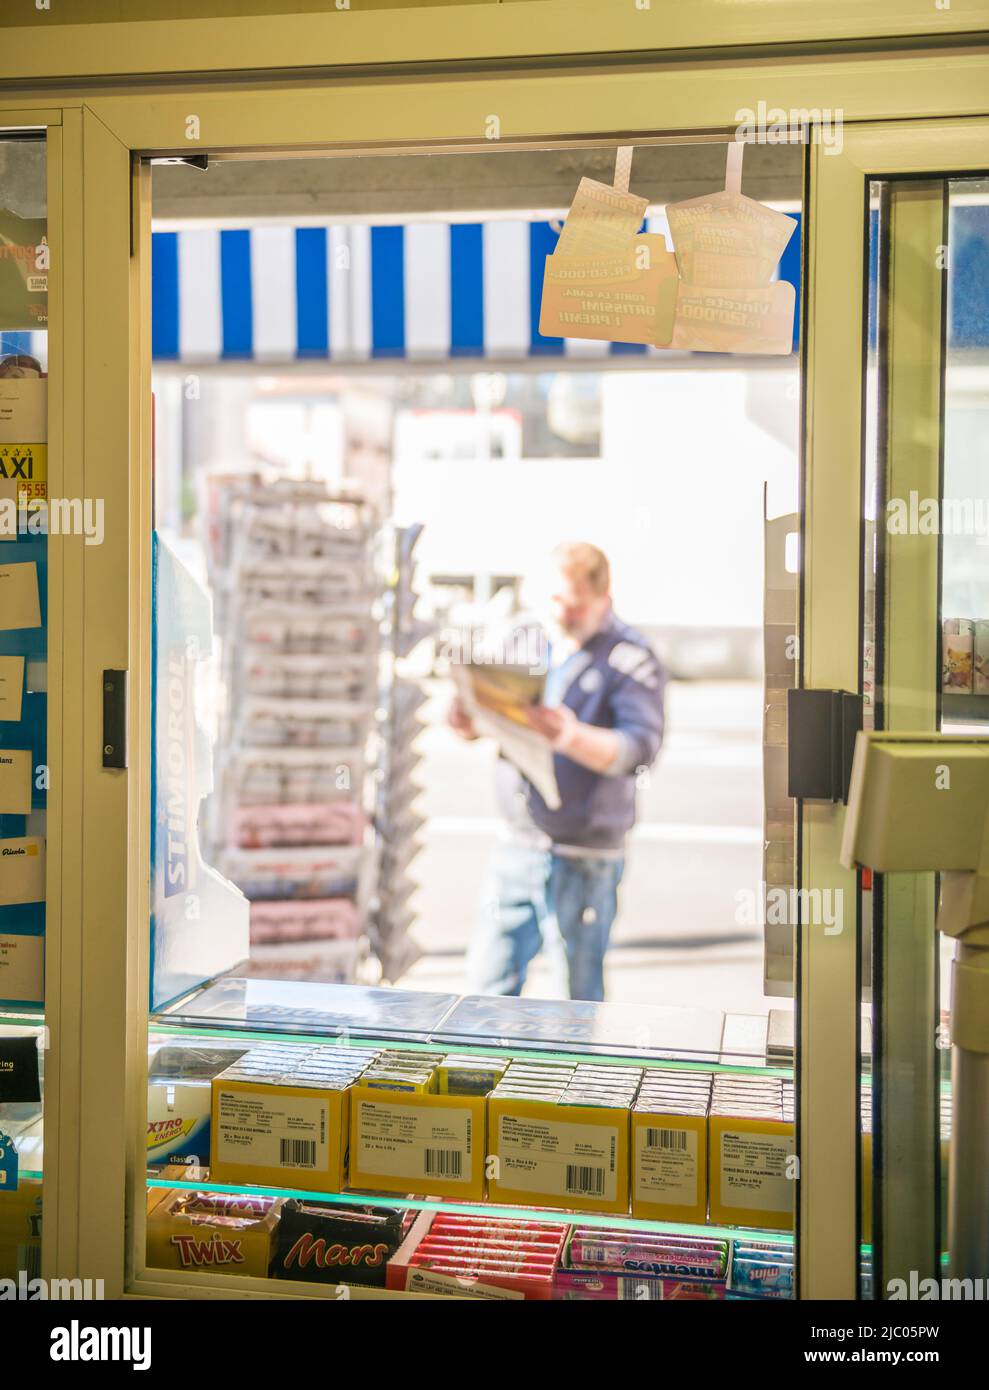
[540,143,796,355]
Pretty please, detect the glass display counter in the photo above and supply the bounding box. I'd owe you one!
[143,984,795,1300]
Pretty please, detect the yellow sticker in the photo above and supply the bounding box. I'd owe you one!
[0,443,46,506]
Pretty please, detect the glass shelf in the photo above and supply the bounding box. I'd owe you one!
[144,1173,794,1247]
[155,977,786,1072]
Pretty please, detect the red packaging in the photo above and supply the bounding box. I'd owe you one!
[386,1211,563,1299]
[415,1242,558,1267]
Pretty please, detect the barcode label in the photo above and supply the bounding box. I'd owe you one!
[424,1149,463,1178]
[565,1164,605,1196]
[279,1138,316,1168]
[620,1278,662,1301]
[645,1128,688,1151]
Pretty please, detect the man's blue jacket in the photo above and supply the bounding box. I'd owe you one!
[495,610,666,853]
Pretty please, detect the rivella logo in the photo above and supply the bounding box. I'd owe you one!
[282,1234,390,1271]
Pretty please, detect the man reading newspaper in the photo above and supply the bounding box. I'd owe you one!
[449,541,666,1001]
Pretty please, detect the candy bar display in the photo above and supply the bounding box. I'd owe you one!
[273,1200,412,1285]
[201,474,429,985]
[564,1225,729,1280]
[142,1034,803,1277]
[147,1188,280,1277]
[143,1164,792,1299]
[388,1210,567,1299]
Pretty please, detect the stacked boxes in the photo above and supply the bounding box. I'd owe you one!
[349,1051,488,1201]
[193,1039,800,1230]
[435,1055,509,1096]
[708,1074,795,1231]
[632,1069,713,1223]
[360,1049,445,1094]
[487,1062,641,1215]
[209,1044,378,1194]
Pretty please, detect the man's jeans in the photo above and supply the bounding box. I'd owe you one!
[466,843,624,1002]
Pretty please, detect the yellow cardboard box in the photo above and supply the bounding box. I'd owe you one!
[708,1112,795,1231]
[210,1076,351,1194]
[348,1086,487,1201]
[631,1106,709,1224]
[487,1096,630,1215]
[147,1188,280,1277]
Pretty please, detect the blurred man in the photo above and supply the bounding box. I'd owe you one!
[450,541,666,1001]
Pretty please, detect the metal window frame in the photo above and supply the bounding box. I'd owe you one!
[2,54,987,1301]
[2,0,989,85]
[803,117,989,1300]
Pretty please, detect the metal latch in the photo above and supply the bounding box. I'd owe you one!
[102,669,127,770]
[787,688,863,803]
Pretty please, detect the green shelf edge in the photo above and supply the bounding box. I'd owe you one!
[145,1174,794,1246]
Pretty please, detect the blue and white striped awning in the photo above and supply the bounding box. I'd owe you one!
[151,216,803,365]
[8,204,989,372]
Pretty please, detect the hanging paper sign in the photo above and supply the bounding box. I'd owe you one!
[539,234,678,346]
[0,210,48,332]
[667,190,796,287]
[553,176,648,260]
[542,142,796,354]
[666,143,797,354]
[670,281,796,355]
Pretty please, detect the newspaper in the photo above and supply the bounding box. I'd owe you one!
[452,662,561,810]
